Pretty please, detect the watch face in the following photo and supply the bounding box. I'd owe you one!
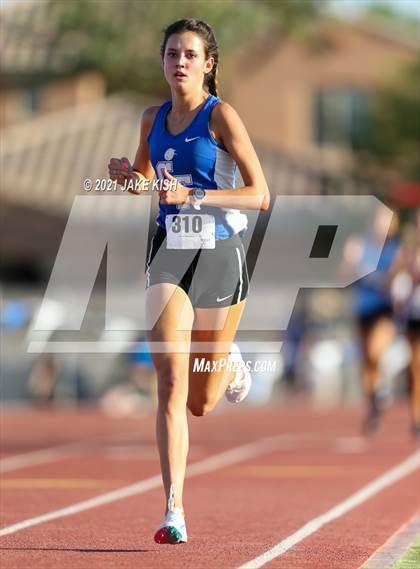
[194,188,205,200]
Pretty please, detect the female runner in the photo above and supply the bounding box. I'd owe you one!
[108,19,270,544]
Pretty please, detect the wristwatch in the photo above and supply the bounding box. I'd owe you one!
[191,187,206,209]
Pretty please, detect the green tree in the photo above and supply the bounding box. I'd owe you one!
[364,61,420,181]
[51,0,326,96]
[363,2,419,35]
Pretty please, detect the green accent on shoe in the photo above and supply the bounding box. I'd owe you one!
[166,526,183,543]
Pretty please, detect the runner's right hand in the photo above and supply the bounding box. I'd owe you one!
[108,157,134,187]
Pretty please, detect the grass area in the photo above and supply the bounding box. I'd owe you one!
[391,538,420,569]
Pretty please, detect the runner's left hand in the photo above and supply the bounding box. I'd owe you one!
[159,168,190,205]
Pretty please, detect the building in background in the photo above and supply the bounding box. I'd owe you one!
[0,0,105,128]
[0,0,417,281]
[222,18,417,173]
[1,0,417,407]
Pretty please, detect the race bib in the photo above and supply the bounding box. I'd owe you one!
[165,214,216,249]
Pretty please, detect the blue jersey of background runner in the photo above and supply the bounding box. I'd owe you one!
[147,94,248,240]
[354,236,400,317]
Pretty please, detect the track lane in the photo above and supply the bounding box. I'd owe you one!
[0,402,418,568]
[0,447,417,568]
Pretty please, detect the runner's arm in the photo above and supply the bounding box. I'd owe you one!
[203,101,270,210]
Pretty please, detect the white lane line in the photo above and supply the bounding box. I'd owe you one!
[238,450,420,569]
[0,441,91,474]
[0,433,294,537]
[0,429,369,472]
[0,430,145,473]
[333,437,369,454]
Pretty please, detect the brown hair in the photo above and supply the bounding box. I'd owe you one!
[160,19,219,96]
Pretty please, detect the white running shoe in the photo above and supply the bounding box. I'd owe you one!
[154,507,188,544]
[154,484,188,544]
[225,343,252,404]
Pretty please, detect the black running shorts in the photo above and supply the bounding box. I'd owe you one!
[145,226,249,308]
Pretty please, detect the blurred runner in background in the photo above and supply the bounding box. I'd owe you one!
[344,209,401,433]
[391,210,420,436]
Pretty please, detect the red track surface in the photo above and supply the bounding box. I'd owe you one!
[0,400,418,568]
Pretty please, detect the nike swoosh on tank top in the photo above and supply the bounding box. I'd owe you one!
[147,94,248,240]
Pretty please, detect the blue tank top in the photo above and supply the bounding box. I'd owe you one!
[354,236,399,317]
[147,94,248,240]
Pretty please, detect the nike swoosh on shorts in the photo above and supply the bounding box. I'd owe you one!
[216,294,233,302]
